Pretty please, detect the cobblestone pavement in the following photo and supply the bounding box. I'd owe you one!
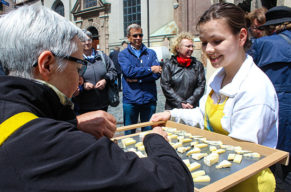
[108,80,166,128]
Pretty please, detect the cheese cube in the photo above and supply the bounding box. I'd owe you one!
[243,152,261,158]
[191,153,208,160]
[172,142,183,149]
[228,153,236,161]
[213,149,226,154]
[194,175,211,182]
[177,146,191,154]
[204,153,219,166]
[191,170,206,178]
[189,162,201,172]
[135,142,143,148]
[195,143,208,148]
[190,141,199,146]
[181,138,192,143]
[121,138,136,148]
[233,154,243,164]
[168,134,178,141]
[186,147,201,156]
[209,146,217,152]
[137,145,145,151]
[127,148,136,152]
[250,152,260,158]
[216,160,232,168]
[183,159,191,167]
[235,149,250,154]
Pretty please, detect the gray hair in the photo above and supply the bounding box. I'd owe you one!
[126,23,142,37]
[0,4,86,79]
[82,29,92,39]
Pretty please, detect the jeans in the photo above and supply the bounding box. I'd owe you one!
[123,102,156,135]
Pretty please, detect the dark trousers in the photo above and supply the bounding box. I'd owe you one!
[123,102,156,135]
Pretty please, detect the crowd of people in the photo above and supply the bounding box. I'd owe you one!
[0,2,290,192]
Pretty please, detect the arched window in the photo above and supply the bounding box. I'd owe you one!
[53,0,64,17]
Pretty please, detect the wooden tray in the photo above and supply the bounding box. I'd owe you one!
[114,120,289,192]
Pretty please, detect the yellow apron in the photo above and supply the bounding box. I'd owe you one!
[204,90,276,192]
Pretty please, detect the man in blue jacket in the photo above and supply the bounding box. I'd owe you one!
[119,24,162,134]
[249,6,291,191]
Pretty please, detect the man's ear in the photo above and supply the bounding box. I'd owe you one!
[35,51,56,81]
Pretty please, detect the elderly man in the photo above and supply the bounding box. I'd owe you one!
[118,24,162,135]
[0,5,193,192]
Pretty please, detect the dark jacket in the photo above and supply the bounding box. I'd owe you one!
[0,62,5,75]
[249,29,291,153]
[161,56,206,110]
[73,51,117,112]
[109,50,122,74]
[0,76,194,192]
[118,44,160,104]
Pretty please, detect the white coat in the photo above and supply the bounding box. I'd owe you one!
[170,55,278,148]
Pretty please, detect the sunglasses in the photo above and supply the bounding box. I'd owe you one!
[33,52,87,76]
[250,26,263,31]
[132,33,144,38]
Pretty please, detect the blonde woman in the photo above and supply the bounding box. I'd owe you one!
[161,32,206,110]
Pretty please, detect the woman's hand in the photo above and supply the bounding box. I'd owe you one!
[95,79,107,90]
[182,103,193,109]
[84,82,94,90]
[150,111,171,122]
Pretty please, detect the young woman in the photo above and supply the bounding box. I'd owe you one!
[151,3,278,191]
[161,32,205,110]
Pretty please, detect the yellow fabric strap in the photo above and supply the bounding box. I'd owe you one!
[204,90,229,135]
[0,112,38,146]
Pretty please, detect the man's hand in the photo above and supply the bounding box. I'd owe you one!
[76,110,117,138]
[150,127,168,141]
[151,65,162,74]
[95,79,106,90]
[126,78,138,83]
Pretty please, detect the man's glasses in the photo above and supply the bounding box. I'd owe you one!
[63,55,87,76]
[33,51,87,76]
[132,33,144,38]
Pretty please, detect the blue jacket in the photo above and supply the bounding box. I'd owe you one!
[118,44,160,104]
[249,30,291,153]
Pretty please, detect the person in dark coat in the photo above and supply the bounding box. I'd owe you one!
[109,46,122,91]
[73,30,117,113]
[0,5,194,192]
[161,32,206,110]
[249,6,291,191]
